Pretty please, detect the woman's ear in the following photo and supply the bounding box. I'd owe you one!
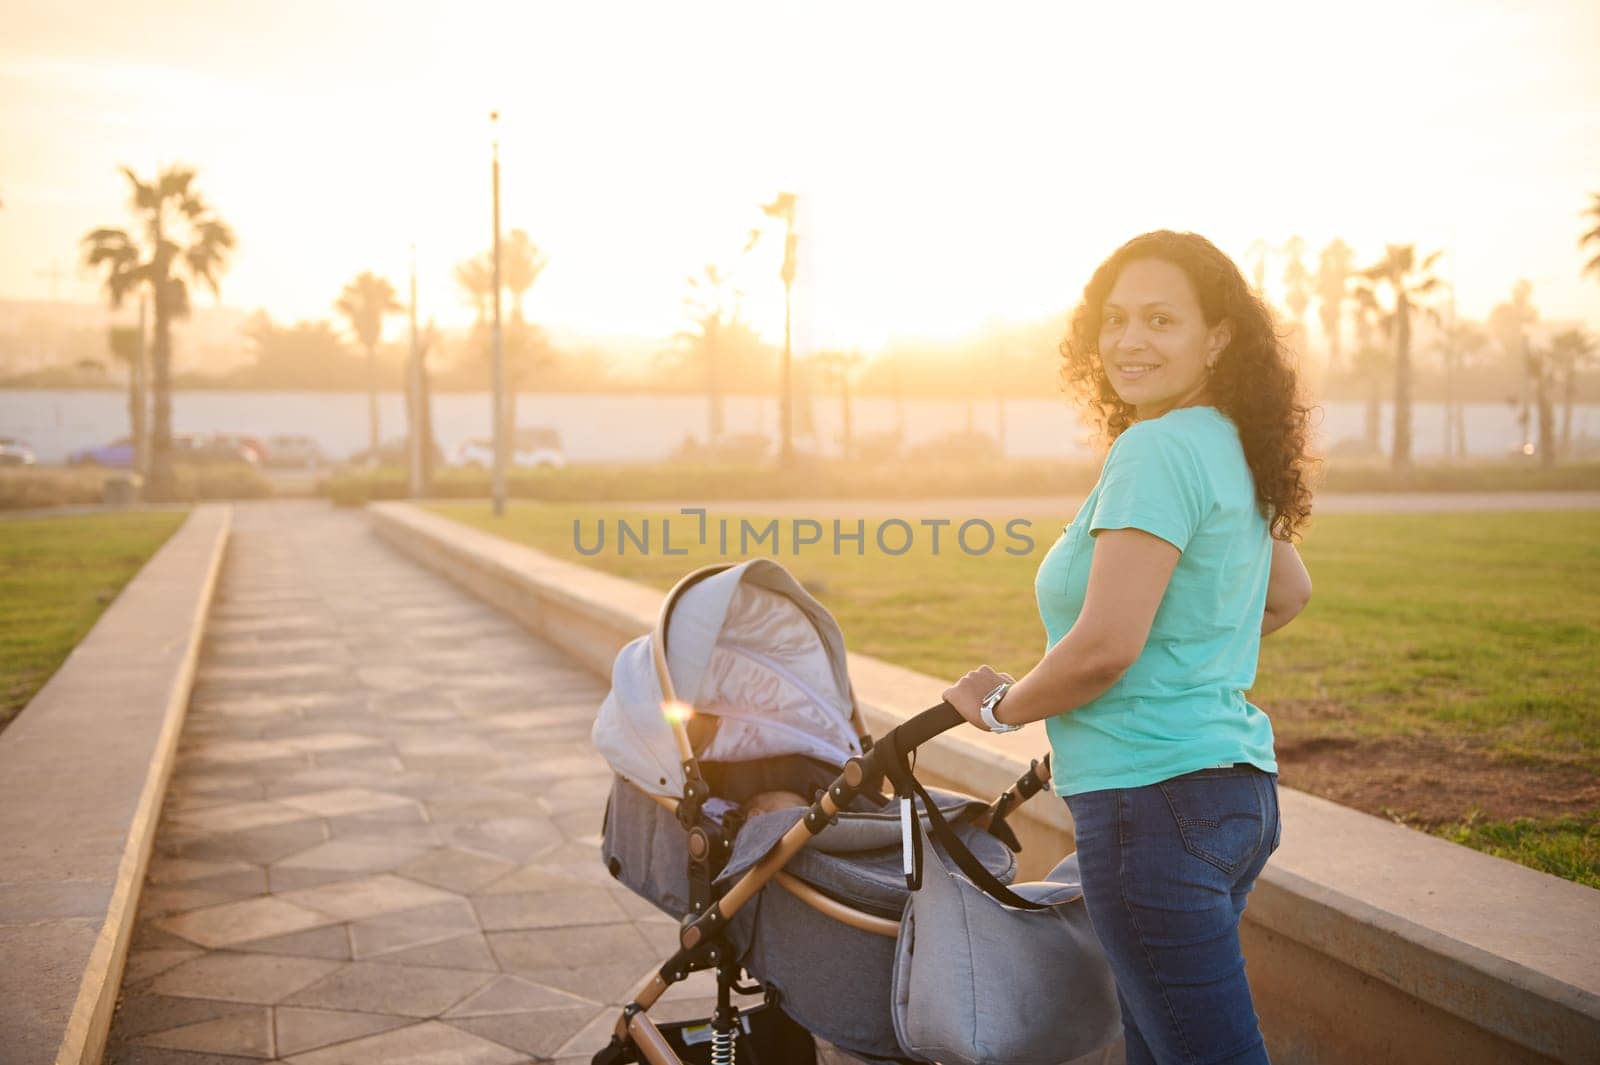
[1209,318,1235,362]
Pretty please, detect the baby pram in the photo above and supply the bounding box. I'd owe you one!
[591,559,1069,1064]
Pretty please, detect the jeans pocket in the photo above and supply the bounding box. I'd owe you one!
[1156,774,1264,876]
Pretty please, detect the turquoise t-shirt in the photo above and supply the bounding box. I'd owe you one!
[1035,405,1278,796]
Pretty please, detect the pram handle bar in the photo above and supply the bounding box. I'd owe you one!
[877,699,964,758]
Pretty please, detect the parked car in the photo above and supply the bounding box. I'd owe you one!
[180,432,262,466]
[266,434,327,469]
[345,437,446,468]
[65,433,259,468]
[67,437,135,467]
[454,426,567,470]
[227,433,270,464]
[0,437,37,466]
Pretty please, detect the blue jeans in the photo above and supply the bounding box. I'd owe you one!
[1063,765,1281,1065]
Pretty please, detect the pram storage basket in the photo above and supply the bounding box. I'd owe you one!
[602,756,1017,1060]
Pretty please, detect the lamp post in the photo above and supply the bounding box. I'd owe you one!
[490,111,506,517]
[760,192,798,470]
[408,243,423,497]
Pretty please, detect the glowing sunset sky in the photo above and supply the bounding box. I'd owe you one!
[1,0,1597,356]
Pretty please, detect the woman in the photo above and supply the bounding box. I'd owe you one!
[943,229,1315,1065]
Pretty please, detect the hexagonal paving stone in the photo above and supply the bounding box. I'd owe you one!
[280,1019,526,1065]
[278,874,460,922]
[135,1006,274,1058]
[145,952,342,1004]
[280,960,494,1017]
[471,887,628,932]
[444,974,596,1016]
[154,896,335,949]
[272,1006,410,1057]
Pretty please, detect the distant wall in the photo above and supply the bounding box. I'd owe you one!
[8,388,1595,464]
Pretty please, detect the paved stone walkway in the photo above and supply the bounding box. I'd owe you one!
[103,502,822,1064]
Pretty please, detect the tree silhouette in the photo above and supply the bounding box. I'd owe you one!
[1488,280,1543,462]
[1244,238,1271,294]
[1348,286,1393,454]
[1315,239,1356,374]
[1279,235,1313,331]
[454,256,493,325]
[1549,328,1596,459]
[1578,191,1600,285]
[810,350,865,459]
[675,263,744,453]
[454,229,550,442]
[336,272,402,463]
[1351,244,1444,475]
[1434,318,1489,460]
[81,164,234,499]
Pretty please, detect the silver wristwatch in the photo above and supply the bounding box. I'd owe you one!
[978,681,1022,733]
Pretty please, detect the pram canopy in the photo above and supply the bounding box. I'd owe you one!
[593,558,864,797]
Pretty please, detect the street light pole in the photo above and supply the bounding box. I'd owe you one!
[760,192,798,470]
[408,243,423,497]
[490,111,506,517]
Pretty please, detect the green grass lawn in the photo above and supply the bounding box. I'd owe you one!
[427,500,1600,885]
[0,510,189,729]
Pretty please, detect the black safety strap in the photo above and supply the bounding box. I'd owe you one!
[880,730,1044,911]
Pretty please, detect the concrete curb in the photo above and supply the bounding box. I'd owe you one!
[367,500,1600,1064]
[0,504,231,1065]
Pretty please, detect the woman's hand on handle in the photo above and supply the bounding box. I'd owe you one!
[943,665,1015,732]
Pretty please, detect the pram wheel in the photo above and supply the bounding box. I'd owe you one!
[590,1000,817,1065]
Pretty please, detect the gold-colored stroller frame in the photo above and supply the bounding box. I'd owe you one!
[595,563,1053,1064]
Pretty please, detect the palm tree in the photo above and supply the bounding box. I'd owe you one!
[81,165,234,499]
[454,256,493,324]
[336,272,402,464]
[455,231,550,443]
[85,236,148,474]
[1579,191,1600,285]
[1488,281,1543,461]
[107,321,148,474]
[1437,318,1489,460]
[1315,239,1356,374]
[1244,238,1271,294]
[501,229,549,442]
[1348,287,1392,454]
[501,229,546,321]
[677,264,744,454]
[1279,236,1312,330]
[1548,328,1594,460]
[811,350,864,459]
[1351,244,1444,476]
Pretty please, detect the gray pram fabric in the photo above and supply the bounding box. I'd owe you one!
[601,754,1018,1061]
[591,558,1074,1061]
[891,849,1122,1065]
[592,559,865,801]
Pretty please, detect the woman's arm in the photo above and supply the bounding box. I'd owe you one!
[1261,537,1312,636]
[952,526,1179,729]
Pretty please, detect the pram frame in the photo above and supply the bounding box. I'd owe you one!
[597,563,1054,1064]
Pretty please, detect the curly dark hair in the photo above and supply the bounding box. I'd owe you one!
[1058,229,1317,542]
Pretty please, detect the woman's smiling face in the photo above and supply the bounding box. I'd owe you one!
[1098,257,1233,420]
